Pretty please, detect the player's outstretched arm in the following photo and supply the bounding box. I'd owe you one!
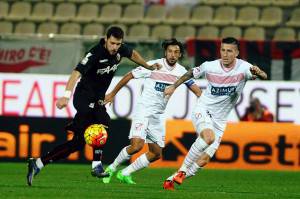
[250,65,268,80]
[104,72,134,105]
[189,84,202,97]
[164,69,194,96]
[56,70,81,109]
[130,50,162,70]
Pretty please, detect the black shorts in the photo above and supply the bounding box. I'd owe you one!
[66,87,111,136]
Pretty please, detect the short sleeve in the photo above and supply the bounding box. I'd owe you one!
[75,47,98,75]
[244,62,254,80]
[132,66,151,79]
[119,43,133,58]
[193,62,206,79]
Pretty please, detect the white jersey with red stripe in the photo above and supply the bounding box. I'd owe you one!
[131,58,193,117]
[193,58,253,124]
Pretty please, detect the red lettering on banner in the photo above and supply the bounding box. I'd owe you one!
[17,50,25,60]
[0,50,9,61]
[2,80,20,116]
[0,47,52,72]
[29,47,52,62]
[40,48,46,60]
[0,49,25,62]
[52,81,72,117]
[29,47,36,58]
[10,50,17,61]
[23,81,46,116]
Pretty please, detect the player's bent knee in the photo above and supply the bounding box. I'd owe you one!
[152,155,161,162]
[153,151,161,160]
[128,138,145,153]
[147,143,162,162]
[129,143,144,154]
[147,151,161,162]
[200,129,215,145]
[129,145,143,154]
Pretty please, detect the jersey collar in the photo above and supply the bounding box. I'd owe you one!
[163,58,176,71]
[220,58,237,73]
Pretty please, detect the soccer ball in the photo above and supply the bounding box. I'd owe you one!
[84,124,108,148]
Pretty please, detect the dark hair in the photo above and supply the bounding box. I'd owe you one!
[162,38,184,54]
[106,26,124,39]
[222,37,239,49]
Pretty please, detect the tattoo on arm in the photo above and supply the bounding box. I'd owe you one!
[174,69,194,88]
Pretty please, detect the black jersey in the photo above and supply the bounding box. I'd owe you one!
[75,38,133,100]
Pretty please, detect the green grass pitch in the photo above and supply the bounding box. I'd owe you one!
[0,162,299,199]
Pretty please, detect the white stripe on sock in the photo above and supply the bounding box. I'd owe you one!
[122,154,150,176]
[180,137,207,171]
[186,162,201,178]
[110,146,131,171]
[166,173,176,181]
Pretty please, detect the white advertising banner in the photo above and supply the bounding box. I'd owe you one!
[0,73,299,123]
[0,40,82,74]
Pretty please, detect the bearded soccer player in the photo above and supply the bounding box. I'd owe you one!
[26,26,161,186]
[163,37,267,190]
[101,38,202,184]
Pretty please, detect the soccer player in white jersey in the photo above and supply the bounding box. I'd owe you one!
[163,37,268,190]
[102,39,202,184]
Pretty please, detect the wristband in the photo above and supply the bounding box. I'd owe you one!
[64,90,72,99]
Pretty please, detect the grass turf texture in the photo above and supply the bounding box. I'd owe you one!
[1,162,299,199]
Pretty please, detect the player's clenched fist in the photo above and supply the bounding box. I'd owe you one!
[250,65,268,80]
[151,63,162,70]
[56,97,69,109]
[250,65,260,75]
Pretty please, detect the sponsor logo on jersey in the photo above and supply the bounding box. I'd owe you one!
[211,86,237,96]
[81,53,92,65]
[194,112,202,119]
[135,123,144,131]
[99,59,108,63]
[154,82,170,92]
[96,64,118,75]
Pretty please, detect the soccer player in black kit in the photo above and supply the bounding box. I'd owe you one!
[26,26,161,186]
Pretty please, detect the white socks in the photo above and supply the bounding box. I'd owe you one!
[109,147,131,171]
[166,163,201,181]
[122,154,150,176]
[92,161,102,169]
[186,162,201,178]
[166,173,176,181]
[36,158,44,169]
[179,137,208,172]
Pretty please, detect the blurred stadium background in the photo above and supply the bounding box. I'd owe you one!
[0,0,300,198]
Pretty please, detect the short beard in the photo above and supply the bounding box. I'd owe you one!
[166,59,176,66]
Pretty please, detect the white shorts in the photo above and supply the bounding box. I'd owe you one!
[129,114,165,148]
[191,106,226,157]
